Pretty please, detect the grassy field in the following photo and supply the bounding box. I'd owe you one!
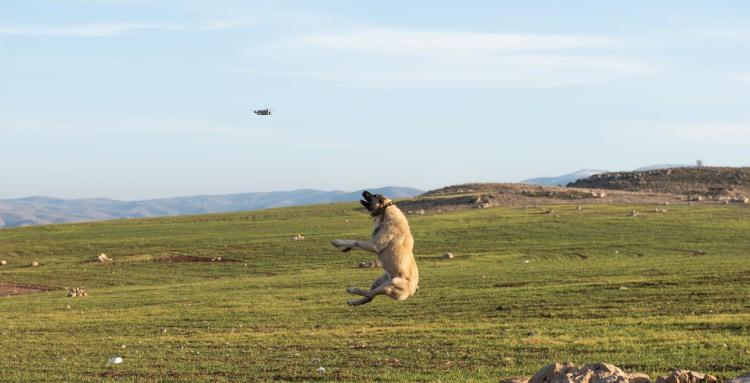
[0,202,749,382]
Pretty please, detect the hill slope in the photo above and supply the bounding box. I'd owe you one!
[568,166,750,198]
[0,201,748,381]
[0,186,423,228]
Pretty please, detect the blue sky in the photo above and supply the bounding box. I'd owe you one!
[2,1,749,199]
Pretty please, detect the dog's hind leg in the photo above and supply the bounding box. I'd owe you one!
[346,276,411,306]
[346,274,389,297]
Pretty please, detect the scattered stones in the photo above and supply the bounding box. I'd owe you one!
[656,369,717,383]
[358,260,382,268]
[688,195,704,202]
[0,260,6,266]
[97,253,111,262]
[629,209,641,217]
[726,372,750,383]
[503,363,748,383]
[500,377,531,383]
[211,257,223,262]
[316,366,326,374]
[732,196,749,204]
[293,234,305,241]
[67,287,88,297]
[517,362,652,383]
[441,252,455,259]
[30,261,39,267]
[654,208,668,213]
[406,209,426,215]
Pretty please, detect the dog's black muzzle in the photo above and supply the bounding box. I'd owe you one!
[360,190,374,210]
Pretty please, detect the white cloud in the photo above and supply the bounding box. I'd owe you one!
[730,73,750,82]
[290,28,618,54]
[265,28,654,88]
[650,122,750,144]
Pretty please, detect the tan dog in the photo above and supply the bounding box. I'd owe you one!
[331,191,419,306]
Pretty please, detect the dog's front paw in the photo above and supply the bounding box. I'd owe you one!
[330,240,352,252]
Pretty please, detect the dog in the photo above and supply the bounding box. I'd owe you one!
[331,191,419,306]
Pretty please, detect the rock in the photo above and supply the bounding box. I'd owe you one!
[654,208,668,213]
[442,252,455,259]
[528,362,573,383]
[358,260,381,268]
[107,356,123,364]
[726,372,750,383]
[576,206,582,211]
[30,261,39,267]
[520,362,650,383]
[656,370,717,383]
[629,209,641,217]
[97,253,111,262]
[628,373,652,383]
[67,287,88,297]
[0,260,6,266]
[293,234,305,241]
[500,377,530,383]
[317,366,326,374]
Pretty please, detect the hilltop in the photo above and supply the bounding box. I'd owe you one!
[397,183,674,213]
[568,166,750,199]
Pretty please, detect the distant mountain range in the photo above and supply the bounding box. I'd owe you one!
[522,164,693,186]
[522,169,608,186]
[0,186,423,228]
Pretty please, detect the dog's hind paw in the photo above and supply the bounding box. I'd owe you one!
[346,287,358,294]
[347,298,370,306]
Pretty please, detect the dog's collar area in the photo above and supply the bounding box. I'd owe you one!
[370,201,394,217]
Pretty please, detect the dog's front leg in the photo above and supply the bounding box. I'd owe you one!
[330,239,377,253]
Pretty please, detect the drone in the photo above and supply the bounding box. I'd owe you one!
[253,108,272,116]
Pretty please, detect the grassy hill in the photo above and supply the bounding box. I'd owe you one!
[0,200,749,382]
[0,186,423,228]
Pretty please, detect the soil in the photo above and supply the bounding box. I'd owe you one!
[0,283,53,297]
[155,255,239,263]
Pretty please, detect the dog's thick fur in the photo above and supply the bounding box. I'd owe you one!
[331,191,419,306]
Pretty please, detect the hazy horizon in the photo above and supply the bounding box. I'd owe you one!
[3,1,749,200]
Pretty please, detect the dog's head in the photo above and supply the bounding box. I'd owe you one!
[360,190,393,216]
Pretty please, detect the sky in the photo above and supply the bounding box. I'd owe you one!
[2,1,749,200]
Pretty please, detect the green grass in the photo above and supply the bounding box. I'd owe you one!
[0,203,749,382]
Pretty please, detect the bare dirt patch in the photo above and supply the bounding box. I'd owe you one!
[0,283,54,297]
[155,254,239,263]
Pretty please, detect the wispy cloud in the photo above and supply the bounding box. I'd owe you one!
[290,28,618,54]
[730,72,750,82]
[266,27,655,88]
[0,21,255,37]
[649,122,750,144]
